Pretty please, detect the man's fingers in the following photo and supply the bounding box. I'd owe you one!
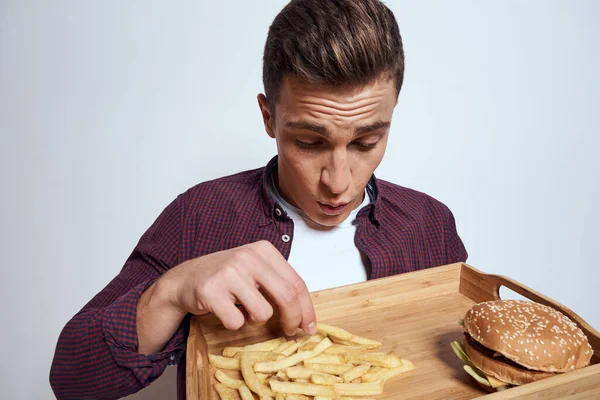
[251,268,301,335]
[210,296,246,331]
[229,280,274,326]
[295,279,317,335]
[253,241,317,335]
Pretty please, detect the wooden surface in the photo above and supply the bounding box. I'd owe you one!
[186,262,600,399]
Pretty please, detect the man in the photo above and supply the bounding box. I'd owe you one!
[50,0,467,398]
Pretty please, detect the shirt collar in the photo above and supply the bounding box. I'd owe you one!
[258,155,381,226]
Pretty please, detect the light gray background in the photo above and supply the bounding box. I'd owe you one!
[1,1,598,399]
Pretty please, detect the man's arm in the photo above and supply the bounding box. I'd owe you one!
[50,193,318,400]
[50,196,184,399]
[445,207,468,263]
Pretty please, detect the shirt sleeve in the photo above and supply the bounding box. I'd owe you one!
[50,195,186,400]
[445,207,469,264]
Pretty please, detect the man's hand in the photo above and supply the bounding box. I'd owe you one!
[137,240,317,355]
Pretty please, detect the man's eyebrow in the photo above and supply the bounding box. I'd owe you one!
[284,120,391,136]
[285,121,329,136]
[354,121,391,135]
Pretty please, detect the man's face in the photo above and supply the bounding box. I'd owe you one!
[258,75,398,227]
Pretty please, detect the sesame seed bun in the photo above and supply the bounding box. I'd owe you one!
[463,300,593,375]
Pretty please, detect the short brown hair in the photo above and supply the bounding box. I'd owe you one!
[262,0,404,109]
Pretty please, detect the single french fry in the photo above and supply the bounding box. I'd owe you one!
[341,363,371,383]
[298,333,325,345]
[275,394,285,400]
[275,370,288,381]
[351,378,361,383]
[259,396,274,400]
[344,352,401,368]
[330,337,381,350]
[269,379,337,397]
[299,341,318,351]
[293,378,310,383]
[215,369,244,389]
[304,354,344,364]
[285,367,315,380]
[286,395,312,400]
[334,380,384,396]
[323,344,365,355]
[221,347,244,357]
[281,340,301,356]
[317,323,354,340]
[209,354,240,370]
[240,352,274,397]
[238,384,254,400]
[273,341,291,354]
[361,360,415,382]
[235,351,284,362]
[254,338,332,373]
[304,363,354,375]
[310,372,343,385]
[256,372,271,385]
[346,335,381,349]
[214,383,237,400]
[223,337,287,357]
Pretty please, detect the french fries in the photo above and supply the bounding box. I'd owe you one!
[209,354,240,370]
[304,363,355,375]
[311,372,344,385]
[237,384,254,400]
[360,360,416,382]
[344,351,402,368]
[210,323,414,399]
[341,363,371,383]
[214,383,237,400]
[317,323,354,340]
[215,370,244,389]
[240,352,274,397]
[317,324,382,349]
[323,344,365,355]
[254,338,332,373]
[304,354,345,364]
[281,341,302,356]
[223,337,286,357]
[270,380,337,397]
[334,380,385,396]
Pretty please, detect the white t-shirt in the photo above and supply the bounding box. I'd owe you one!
[269,174,370,292]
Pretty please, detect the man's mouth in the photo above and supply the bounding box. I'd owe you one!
[318,201,350,216]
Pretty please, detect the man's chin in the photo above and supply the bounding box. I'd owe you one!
[306,210,349,228]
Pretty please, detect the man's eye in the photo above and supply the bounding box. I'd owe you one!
[354,141,378,150]
[295,139,322,148]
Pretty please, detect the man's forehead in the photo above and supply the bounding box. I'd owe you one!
[278,75,397,103]
[274,75,397,125]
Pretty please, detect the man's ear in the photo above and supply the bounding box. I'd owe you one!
[257,94,276,138]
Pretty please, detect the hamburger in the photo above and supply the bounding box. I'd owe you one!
[451,299,594,391]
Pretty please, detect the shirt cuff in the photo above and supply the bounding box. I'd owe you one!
[102,279,186,386]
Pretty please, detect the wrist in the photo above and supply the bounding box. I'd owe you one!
[152,270,187,318]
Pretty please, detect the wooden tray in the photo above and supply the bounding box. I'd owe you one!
[186,263,600,399]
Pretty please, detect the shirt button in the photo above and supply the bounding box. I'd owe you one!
[275,208,282,217]
[281,234,290,243]
[170,353,176,361]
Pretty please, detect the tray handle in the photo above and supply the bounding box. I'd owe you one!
[460,263,600,352]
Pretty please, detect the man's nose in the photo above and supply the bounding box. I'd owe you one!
[321,150,351,195]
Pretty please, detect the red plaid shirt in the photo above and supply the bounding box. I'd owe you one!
[50,156,467,399]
